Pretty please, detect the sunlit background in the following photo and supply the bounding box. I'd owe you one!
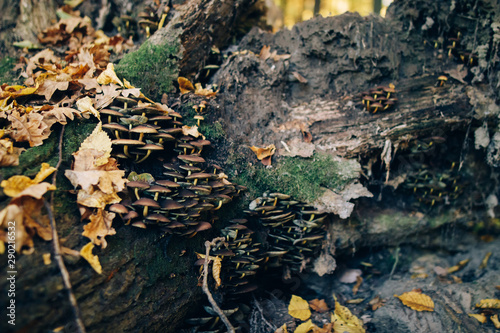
[269,0,394,30]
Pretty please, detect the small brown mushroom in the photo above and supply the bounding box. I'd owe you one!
[146,185,171,201]
[127,181,150,200]
[130,125,158,142]
[136,143,163,163]
[133,197,160,217]
[437,75,448,87]
[370,102,383,114]
[112,139,145,158]
[138,19,157,38]
[194,115,204,126]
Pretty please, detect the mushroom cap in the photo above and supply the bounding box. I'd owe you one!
[138,19,158,28]
[179,165,201,172]
[186,172,214,180]
[168,221,186,228]
[132,221,147,229]
[169,111,183,118]
[178,154,206,164]
[382,86,396,93]
[108,203,129,214]
[362,95,375,101]
[116,96,138,105]
[130,125,158,134]
[138,143,164,151]
[208,180,225,189]
[155,133,176,141]
[112,139,146,146]
[193,115,204,120]
[160,128,183,135]
[437,75,448,80]
[155,179,181,188]
[145,214,170,223]
[230,218,248,224]
[146,185,171,194]
[161,199,184,210]
[149,115,172,122]
[100,109,124,117]
[177,142,194,149]
[196,222,212,231]
[133,197,160,208]
[269,193,291,200]
[103,123,129,132]
[123,210,139,220]
[127,180,150,190]
[163,171,185,179]
[190,140,211,148]
[178,189,197,198]
[182,199,199,208]
[188,185,211,195]
[371,102,384,108]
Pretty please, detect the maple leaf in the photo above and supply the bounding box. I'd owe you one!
[8,110,49,147]
[394,291,435,312]
[82,208,116,248]
[288,295,311,321]
[80,242,103,274]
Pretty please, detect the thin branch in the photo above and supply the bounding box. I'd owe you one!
[46,125,86,333]
[252,294,276,331]
[202,237,235,333]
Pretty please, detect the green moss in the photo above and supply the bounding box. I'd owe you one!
[115,40,181,101]
[233,152,360,203]
[0,57,21,85]
[199,121,225,141]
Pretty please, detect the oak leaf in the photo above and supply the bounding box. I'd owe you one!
[82,209,116,248]
[8,110,49,147]
[394,291,435,312]
[178,77,194,94]
[288,295,311,321]
[80,242,102,274]
[182,125,202,138]
[331,300,365,333]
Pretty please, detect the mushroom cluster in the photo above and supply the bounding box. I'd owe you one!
[246,193,327,273]
[112,3,170,39]
[101,95,246,235]
[361,84,398,114]
[403,162,463,207]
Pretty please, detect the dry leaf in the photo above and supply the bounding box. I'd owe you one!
[447,259,469,273]
[76,96,99,119]
[468,313,487,323]
[309,299,329,313]
[0,139,24,166]
[194,83,217,97]
[292,71,308,84]
[352,276,363,295]
[331,300,365,333]
[80,242,102,274]
[96,63,123,86]
[259,45,271,60]
[288,295,311,321]
[8,110,49,147]
[82,209,116,248]
[368,296,385,311]
[475,299,500,309]
[182,125,202,138]
[394,291,435,312]
[178,77,194,94]
[250,144,276,163]
[212,256,222,288]
[275,324,288,333]
[491,315,500,329]
[312,323,334,333]
[294,319,316,333]
[1,163,56,197]
[43,253,51,265]
[346,298,365,304]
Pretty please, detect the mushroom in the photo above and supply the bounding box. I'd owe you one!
[179,164,201,176]
[437,75,448,87]
[177,154,206,165]
[132,221,147,229]
[185,172,213,185]
[138,19,157,38]
[161,199,184,211]
[130,125,158,142]
[133,197,160,217]
[122,210,139,225]
[146,185,171,201]
[370,102,383,114]
[136,143,163,163]
[362,95,375,110]
[103,123,128,140]
[112,139,145,158]
[155,179,181,189]
[100,109,124,124]
[108,203,129,220]
[194,115,204,126]
[126,181,150,200]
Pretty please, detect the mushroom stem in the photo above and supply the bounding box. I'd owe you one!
[146,26,150,38]
[124,145,132,158]
[213,200,223,210]
[143,206,149,217]
[193,178,198,186]
[134,188,140,200]
[136,150,152,163]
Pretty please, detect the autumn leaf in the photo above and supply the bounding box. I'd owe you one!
[80,242,103,274]
[8,110,49,147]
[76,96,99,119]
[368,296,385,311]
[294,319,316,333]
[82,209,116,248]
[331,299,365,333]
[309,299,329,313]
[352,276,363,295]
[212,256,222,288]
[475,299,500,309]
[394,291,435,312]
[250,144,276,166]
[447,259,469,273]
[178,77,194,94]
[97,63,123,86]
[182,125,202,138]
[194,83,217,97]
[491,315,500,329]
[0,138,24,166]
[468,313,487,323]
[288,295,311,321]
[1,163,56,197]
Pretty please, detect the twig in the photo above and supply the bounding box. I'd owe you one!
[389,246,400,279]
[253,294,276,331]
[202,237,235,333]
[46,125,86,333]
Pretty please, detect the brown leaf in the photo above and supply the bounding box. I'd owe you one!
[259,45,271,60]
[368,296,385,311]
[97,63,123,86]
[394,291,435,312]
[0,139,24,167]
[250,144,276,162]
[194,83,217,97]
[80,242,102,274]
[352,276,363,295]
[82,209,116,248]
[292,71,308,84]
[309,299,329,313]
[8,110,49,147]
[1,163,56,197]
[178,77,194,94]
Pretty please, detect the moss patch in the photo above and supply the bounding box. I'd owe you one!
[115,40,181,101]
[234,152,360,203]
[0,57,21,85]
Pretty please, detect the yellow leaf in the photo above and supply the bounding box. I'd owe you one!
[275,324,288,333]
[331,300,365,333]
[212,256,222,288]
[178,77,194,94]
[33,163,57,184]
[250,144,276,160]
[447,259,469,273]
[394,291,435,312]
[80,242,102,274]
[182,125,202,138]
[491,315,500,329]
[475,299,500,309]
[294,319,316,333]
[97,63,123,86]
[468,313,487,323]
[194,83,217,97]
[82,209,116,249]
[43,253,51,265]
[76,96,100,119]
[288,295,311,321]
[78,123,112,166]
[1,163,56,197]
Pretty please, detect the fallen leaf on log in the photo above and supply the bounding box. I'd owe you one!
[394,291,435,312]
[80,242,102,274]
[288,295,311,321]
